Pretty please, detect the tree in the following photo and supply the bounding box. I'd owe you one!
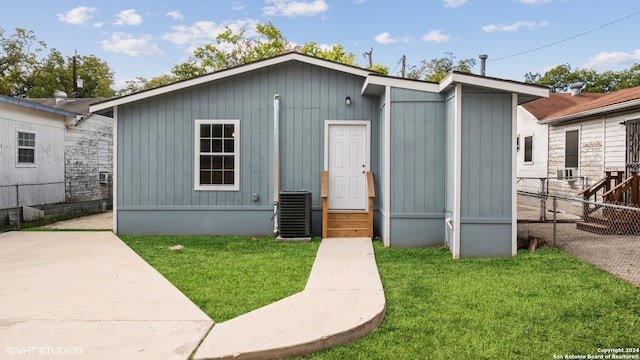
[524,63,640,93]
[26,51,116,98]
[407,52,476,82]
[0,28,46,97]
[153,21,388,88]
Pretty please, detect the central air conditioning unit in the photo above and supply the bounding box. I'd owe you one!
[557,168,578,181]
[278,191,312,239]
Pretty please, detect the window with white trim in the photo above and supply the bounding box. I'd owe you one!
[17,131,36,165]
[565,129,579,168]
[194,119,239,191]
[524,135,533,164]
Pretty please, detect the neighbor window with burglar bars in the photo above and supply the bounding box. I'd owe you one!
[17,131,36,165]
[194,119,240,191]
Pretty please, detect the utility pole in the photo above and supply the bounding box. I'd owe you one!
[72,50,77,98]
[363,47,373,68]
[72,50,83,98]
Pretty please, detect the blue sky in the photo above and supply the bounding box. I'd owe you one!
[2,0,639,90]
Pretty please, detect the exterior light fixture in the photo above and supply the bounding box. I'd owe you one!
[345,96,352,106]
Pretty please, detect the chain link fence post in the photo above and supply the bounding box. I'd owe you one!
[15,184,21,230]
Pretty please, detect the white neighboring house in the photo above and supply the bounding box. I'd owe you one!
[27,94,113,205]
[517,83,640,198]
[0,93,113,224]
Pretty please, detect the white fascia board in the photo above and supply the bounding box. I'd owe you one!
[439,73,549,98]
[91,53,372,113]
[362,75,440,95]
[538,99,640,125]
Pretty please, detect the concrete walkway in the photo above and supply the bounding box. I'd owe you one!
[194,237,386,360]
[0,231,213,360]
[0,225,385,359]
[43,211,113,230]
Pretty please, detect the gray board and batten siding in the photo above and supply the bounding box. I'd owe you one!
[387,87,447,247]
[116,61,380,235]
[459,87,515,257]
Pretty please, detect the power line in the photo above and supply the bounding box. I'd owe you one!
[490,9,640,62]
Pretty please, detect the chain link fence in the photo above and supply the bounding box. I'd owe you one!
[518,190,640,287]
[0,177,112,230]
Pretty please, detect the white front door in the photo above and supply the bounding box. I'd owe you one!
[326,122,368,210]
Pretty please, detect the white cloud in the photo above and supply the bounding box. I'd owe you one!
[583,49,640,69]
[162,19,259,51]
[57,6,96,25]
[443,0,467,8]
[114,9,143,26]
[166,11,184,20]
[100,33,163,57]
[422,30,451,43]
[482,21,548,32]
[374,32,398,45]
[518,0,552,4]
[354,0,370,3]
[232,2,246,10]
[263,0,329,17]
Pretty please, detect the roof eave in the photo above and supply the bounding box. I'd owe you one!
[91,53,373,113]
[439,72,549,98]
[361,75,440,96]
[539,98,640,125]
[0,96,78,118]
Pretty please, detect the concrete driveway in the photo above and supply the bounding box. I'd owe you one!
[0,231,213,360]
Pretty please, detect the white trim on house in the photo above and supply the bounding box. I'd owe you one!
[194,119,241,191]
[440,72,550,99]
[16,129,37,167]
[383,86,391,247]
[522,133,535,165]
[323,120,371,210]
[91,53,373,113]
[452,84,463,259]
[512,93,518,257]
[361,75,440,95]
[112,106,118,234]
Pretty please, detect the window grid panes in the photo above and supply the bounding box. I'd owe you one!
[196,121,238,189]
[17,132,35,164]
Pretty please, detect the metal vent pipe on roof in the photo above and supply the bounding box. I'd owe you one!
[479,54,488,76]
[569,82,584,96]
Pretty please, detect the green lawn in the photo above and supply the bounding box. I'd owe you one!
[120,236,640,359]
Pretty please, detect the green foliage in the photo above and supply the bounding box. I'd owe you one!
[0,26,115,98]
[0,28,46,97]
[26,50,116,98]
[525,62,640,93]
[158,21,382,87]
[407,52,477,82]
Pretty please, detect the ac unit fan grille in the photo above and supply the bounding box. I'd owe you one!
[278,191,312,238]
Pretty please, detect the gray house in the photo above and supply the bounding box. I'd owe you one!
[91,53,547,258]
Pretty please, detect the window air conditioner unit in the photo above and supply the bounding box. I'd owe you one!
[99,172,111,184]
[557,168,577,181]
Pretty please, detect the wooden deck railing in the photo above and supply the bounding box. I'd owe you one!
[579,171,624,219]
[602,171,639,204]
[321,171,328,239]
[366,171,375,238]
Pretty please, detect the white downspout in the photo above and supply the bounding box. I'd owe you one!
[273,94,281,235]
